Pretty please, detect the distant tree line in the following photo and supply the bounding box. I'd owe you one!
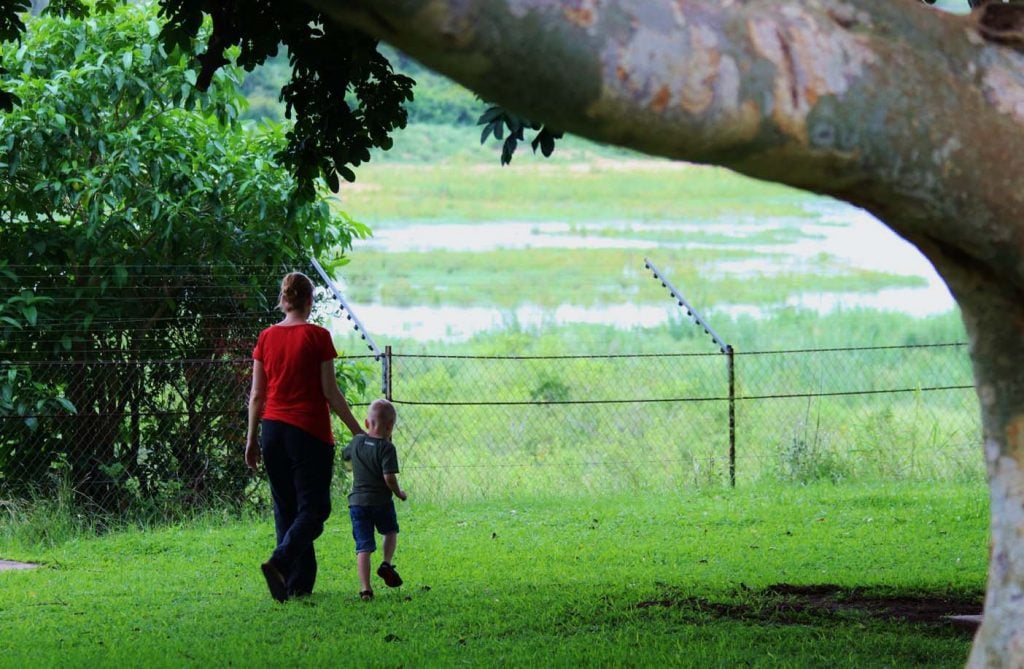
[241,46,482,126]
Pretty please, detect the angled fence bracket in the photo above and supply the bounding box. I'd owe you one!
[645,257,736,487]
[309,256,390,396]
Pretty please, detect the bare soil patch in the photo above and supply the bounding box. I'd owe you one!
[637,583,982,633]
[0,559,38,571]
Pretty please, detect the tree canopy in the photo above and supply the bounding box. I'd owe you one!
[4,0,1020,191]
[0,1,365,510]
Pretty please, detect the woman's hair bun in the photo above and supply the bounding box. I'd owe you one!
[277,272,314,313]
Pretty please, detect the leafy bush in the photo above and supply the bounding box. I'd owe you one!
[0,3,366,515]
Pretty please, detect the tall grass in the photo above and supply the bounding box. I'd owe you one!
[326,312,980,502]
[0,476,95,550]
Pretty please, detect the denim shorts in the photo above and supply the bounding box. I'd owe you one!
[349,500,399,553]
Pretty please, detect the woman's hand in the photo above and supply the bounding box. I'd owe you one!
[245,441,261,470]
[246,361,266,471]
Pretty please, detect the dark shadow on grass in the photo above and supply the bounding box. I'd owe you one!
[635,583,983,635]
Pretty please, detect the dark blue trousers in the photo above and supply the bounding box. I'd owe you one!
[260,420,334,596]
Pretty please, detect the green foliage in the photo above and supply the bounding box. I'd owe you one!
[477,104,562,165]
[240,47,486,128]
[157,0,414,199]
[529,375,571,402]
[0,0,29,45]
[0,3,365,512]
[237,49,290,122]
[776,429,849,484]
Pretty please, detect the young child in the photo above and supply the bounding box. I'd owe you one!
[342,398,408,600]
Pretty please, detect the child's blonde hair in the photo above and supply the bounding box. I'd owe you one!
[368,398,397,431]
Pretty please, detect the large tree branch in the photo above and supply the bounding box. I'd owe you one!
[306,0,1024,292]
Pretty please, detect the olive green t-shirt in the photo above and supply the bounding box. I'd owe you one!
[342,434,399,506]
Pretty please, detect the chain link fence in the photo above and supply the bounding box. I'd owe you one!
[0,358,256,515]
[1,341,982,515]
[388,343,982,500]
[0,260,983,517]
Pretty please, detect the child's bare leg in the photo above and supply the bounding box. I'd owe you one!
[382,532,398,565]
[357,551,373,592]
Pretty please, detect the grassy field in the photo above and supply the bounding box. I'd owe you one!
[341,158,817,223]
[1,483,986,668]
[329,128,950,348]
[340,247,921,310]
[320,132,978,499]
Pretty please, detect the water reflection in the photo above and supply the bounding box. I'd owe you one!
[339,201,956,342]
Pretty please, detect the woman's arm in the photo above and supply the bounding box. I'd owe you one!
[245,360,267,470]
[321,359,364,436]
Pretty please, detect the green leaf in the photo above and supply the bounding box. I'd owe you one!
[21,305,37,326]
[477,106,504,125]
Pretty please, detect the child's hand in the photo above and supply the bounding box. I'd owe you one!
[397,490,408,502]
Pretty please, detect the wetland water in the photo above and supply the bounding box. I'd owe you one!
[336,202,955,342]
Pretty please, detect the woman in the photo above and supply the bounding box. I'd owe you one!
[245,271,363,602]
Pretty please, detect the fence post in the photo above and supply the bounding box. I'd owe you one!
[727,344,736,488]
[309,255,389,395]
[645,257,735,486]
[385,345,393,401]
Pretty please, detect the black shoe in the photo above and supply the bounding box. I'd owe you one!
[261,560,288,603]
[377,562,403,588]
[360,590,374,601]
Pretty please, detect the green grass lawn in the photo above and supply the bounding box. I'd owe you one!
[1,482,986,667]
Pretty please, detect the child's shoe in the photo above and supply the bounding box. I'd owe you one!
[377,562,403,587]
[360,590,374,601]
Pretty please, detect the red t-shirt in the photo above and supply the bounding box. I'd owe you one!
[253,323,338,444]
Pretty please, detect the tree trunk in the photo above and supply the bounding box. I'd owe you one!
[306,0,1024,663]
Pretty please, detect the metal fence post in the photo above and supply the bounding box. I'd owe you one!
[385,345,393,401]
[727,344,736,487]
[646,257,735,486]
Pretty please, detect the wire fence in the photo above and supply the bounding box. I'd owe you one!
[0,341,982,516]
[0,260,983,518]
[388,343,981,500]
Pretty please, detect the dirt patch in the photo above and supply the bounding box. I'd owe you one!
[636,583,982,631]
[0,559,38,571]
